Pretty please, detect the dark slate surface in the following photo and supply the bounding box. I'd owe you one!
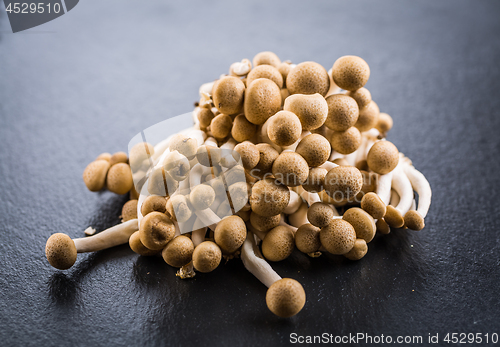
[1,1,499,346]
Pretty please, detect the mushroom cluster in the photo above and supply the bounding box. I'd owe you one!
[45,51,432,318]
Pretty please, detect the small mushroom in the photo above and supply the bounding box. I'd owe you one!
[212,76,245,115]
[95,152,112,162]
[295,134,331,167]
[344,238,368,260]
[129,231,158,256]
[246,64,283,88]
[169,134,198,160]
[129,142,155,172]
[253,51,281,68]
[261,226,295,262]
[323,166,363,201]
[232,114,257,143]
[331,55,370,91]
[198,107,215,129]
[283,93,328,131]
[249,177,290,217]
[346,87,372,111]
[267,111,302,147]
[320,219,356,255]
[244,78,282,125]
[272,151,309,187]
[342,207,376,243]
[295,223,321,254]
[109,151,128,166]
[360,192,386,220]
[324,94,359,132]
[234,141,260,170]
[355,101,379,132]
[192,241,222,273]
[286,61,330,96]
[163,151,190,181]
[167,195,192,223]
[250,211,281,233]
[403,164,432,231]
[302,167,328,193]
[214,215,247,253]
[83,160,110,192]
[162,235,195,267]
[190,185,216,211]
[307,202,339,228]
[366,141,399,175]
[330,126,362,155]
[141,195,168,216]
[210,113,233,139]
[121,199,138,222]
[251,143,279,179]
[266,278,306,318]
[375,112,393,135]
[139,212,175,250]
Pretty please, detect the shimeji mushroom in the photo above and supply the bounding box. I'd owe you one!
[139,212,175,250]
[192,241,222,273]
[250,212,281,233]
[212,76,245,115]
[83,160,110,191]
[129,231,158,256]
[283,93,328,131]
[246,65,284,89]
[307,202,341,228]
[162,235,195,268]
[342,207,376,243]
[266,278,306,318]
[229,58,252,77]
[244,78,282,125]
[384,164,413,228]
[323,166,363,202]
[214,215,247,254]
[46,219,139,270]
[261,225,296,262]
[121,199,138,222]
[286,61,330,96]
[249,177,290,217]
[320,219,356,255]
[295,134,331,167]
[360,192,386,220]
[253,51,281,68]
[272,151,309,187]
[266,111,302,147]
[344,239,368,261]
[141,195,168,217]
[403,164,432,230]
[288,202,310,228]
[295,223,321,254]
[331,55,370,91]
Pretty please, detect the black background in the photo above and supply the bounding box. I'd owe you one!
[1,1,499,346]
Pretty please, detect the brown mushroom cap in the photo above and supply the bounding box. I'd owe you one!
[283,93,328,131]
[232,114,257,142]
[210,113,233,139]
[253,51,281,68]
[168,195,192,222]
[366,141,399,174]
[320,219,356,255]
[330,126,362,155]
[384,205,405,228]
[249,212,281,232]
[272,152,309,187]
[106,163,134,195]
[45,233,77,270]
[190,185,216,211]
[295,224,321,253]
[331,56,370,91]
[162,235,194,267]
[109,152,128,166]
[95,152,112,162]
[360,192,386,219]
[296,134,331,167]
[307,202,335,228]
[342,207,376,243]
[262,225,295,262]
[122,199,138,222]
[142,195,168,216]
[324,166,363,201]
[376,218,391,235]
[404,210,425,231]
[302,167,327,193]
[286,62,330,96]
[346,87,372,111]
[252,143,279,179]
[355,101,379,132]
[324,94,359,132]
[246,65,283,89]
[139,212,175,250]
[278,62,293,87]
[169,134,198,160]
[192,241,222,273]
[344,238,368,260]
[375,112,393,135]
[249,177,290,217]
[244,78,281,125]
[129,231,159,256]
[198,107,215,129]
[234,142,260,170]
[214,215,247,253]
[267,111,302,147]
[83,160,110,192]
[212,76,245,115]
[266,278,306,318]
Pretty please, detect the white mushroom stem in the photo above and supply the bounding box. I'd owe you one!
[192,226,207,246]
[259,121,282,152]
[296,186,321,206]
[355,136,369,164]
[179,128,207,148]
[284,190,302,214]
[343,150,358,166]
[189,163,205,187]
[403,164,432,218]
[319,161,338,171]
[73,219,139,253]
[391,165,414,215]
[410,198,416,211]
[178,215,197,235]
[204,136,218,147]
[194,208,221,231]
[376,171,393,205]
[288,203,309,228]
[241,231,282,288]
[279,216,298,234]
[220,138,237,150]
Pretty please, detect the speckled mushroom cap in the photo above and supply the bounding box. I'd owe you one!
[286,62,330,96]
[252,143,279,179]
[190,185,216,211]
[192,241,222,273]
[261,225,295,262]
[122,199,138,221]
[210,113,233,139]
[106,163,134,195]
[360,192,386,220]
[323,166,363,201]
[129,231,159,256]
[162,235,194,267]
[96,152,112,162]
[344,238,368,261]
[167,195,191,222]
[355,101,379,132]
[249,212,281,232]
[110,152,128,166]
[141,195,168,216]
[384,205,405,228]
[283,93,328,130]
[246,65,283,89]
[214,215,247,253]
[404,210,425,231]
[198,107,215,129]
[267,111,302,147]
[330,126,362,155]
[266,278,306,318]
[212,76,246,115]
[232,114,257,143]
[139,211,175,250]
[346,87,372,111]
[366,141,399,174]
[375,112,393,135]
[324,94,359,132]
[244,78,281,125]
[296,134,331,167]
[342,207,376,243]
[83,160,110,192]
[272,152,309,187]
[234,141,260,170]
[295,224,321,254]
[331,56,370,91]
[249,177,290,217]
[252,51,281,68]
[302,167,327,193]
[320,219,356,255]
[307,202,335,228]
[45,233,77,270]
